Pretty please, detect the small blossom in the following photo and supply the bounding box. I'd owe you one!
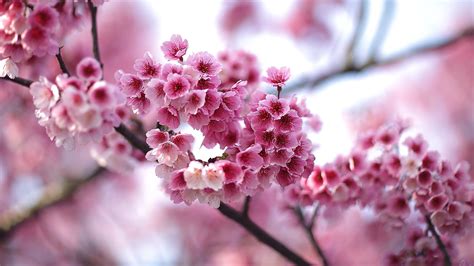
[263,66,290,87]
[187,51,222,76]
[133,52,161,79]
[77,57,102,82]
[161,34,188,61]
[183,161,206,189]
[0,57,18,79]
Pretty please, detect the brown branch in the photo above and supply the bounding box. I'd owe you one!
[295,207,329,266]
[0,76,33,87]
[425,215,452,266]
[345,0,368,67]
[367,0,395,63]
[0,167,106,243]
[55,47,71,76]
[218,203,311,265]
[242,196,251,219]
[114,123,151,154]
[284,27,474,94]
[87,0,103,70]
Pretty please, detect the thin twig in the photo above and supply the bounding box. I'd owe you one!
[294,207,329,266]
[87,0,103,70]
[114,123,151,154]
[345,0,368,67]
[425,215,452,266]
[242,196,251,219]
[0,76,33,87]
[55,47,71,76]
[367,0,395,63]
[218,203,311,266]
[284,27,474,94]
[0,167,106,243]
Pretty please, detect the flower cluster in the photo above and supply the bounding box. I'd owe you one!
[91,131,141,174]
[287,121,473,236]
[130,35,317,207]
[116,36,258,149]
[30,57,127,149]
[217,50,260,89]
[385,226,455,266]
[0,1,89,65]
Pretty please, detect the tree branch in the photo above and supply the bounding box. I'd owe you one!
[367,0,395,63]
[425,215,452,266]
[0,167,106,243]
[284,27,474,94]
[295,207,329,266]
[218,203,311,265]
[114,123,151,154]
[0,76,33,87]
[55,47,71,76]
[87,0,103,70]
[345,0,368,67]
[242,196,251,219]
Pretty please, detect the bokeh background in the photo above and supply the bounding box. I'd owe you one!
[0,0,473,265]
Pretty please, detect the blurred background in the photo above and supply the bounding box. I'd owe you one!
[0,0,473,265]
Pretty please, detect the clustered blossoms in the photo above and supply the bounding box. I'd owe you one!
[123,35,317,208]
[30,57,128,149]
[385,226,455,266]
[91,131,141,174]
[286,121,473,263]
[0,1,96,65]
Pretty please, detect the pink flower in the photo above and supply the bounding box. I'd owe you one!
[170,133,194,151]
[77,57,102,82]
[146,129,169,148]
[417,170,433,188]
[88,82,115,109]
[30,76,60,111]
[422,151,440,172]
[260,95,290,119]
[426,194,449,212]
[216,160,243,184]
[183,161,206,189]
[0,57,18,79]
[203,164,225,191]
[236,144,264,169]
[119,73,143,97]
[161,34,188,61]
[163,74,191,99]
[155,141,180,167]
[184,90,206,115]
[22,26,58,56]
[73,105,102,130]
[387,195,410,218]
[274,110,302,132]
[156,106,180,129]
[126,93,151,114]
[28,5,59,30]
[276,168,295,187]
[274,132,298,149]
[270,149,294,166]
[287,156,306,175]
[160,63,183,80]
[187,51,222,76]
[263,66,290,87]
[403,134,428,158]
[255,130,275,148]
[249,109,273,131]
[144,79,166,105]
[133,52,161,79]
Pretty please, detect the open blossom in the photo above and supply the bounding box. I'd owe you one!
[263,66,290,87]
[30,58,127,149]
[0,57,19,79]
[161,34,188,61]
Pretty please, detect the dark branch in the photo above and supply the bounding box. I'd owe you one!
[218,203,311,266]
[367,0,395,62]
[242,196,251,219]
[295,207,329,266]
[114,123,151,154]
[87,0,103,70]
[55,47,71,76]
[345,0,367,67]
[425,215,452,266]
[0,167,106,243]
[1,76,33,87]
[284,27,474,94]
